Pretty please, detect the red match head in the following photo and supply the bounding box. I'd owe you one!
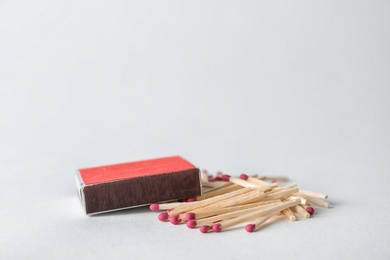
[158,212,169,222]
[186,220,197,229]
[245,224,256,233]
[149,203,159,211]
[170,215,181,225]
[186,197,197,202]
[306,206,315,215]
[212,223,222,232]
[221,175,231,182]
[185,212,196,220]
[199,225,210,233]
[240,173,249,180]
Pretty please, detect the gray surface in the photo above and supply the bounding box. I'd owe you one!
[1,1,390,259]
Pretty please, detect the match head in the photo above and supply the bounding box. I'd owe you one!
[185,212,196,220]
[186,220,197,229]
[149,203,159,211]
[212,223,222,232]
[221,174,231,182]
[208,176,215,182]
[199,225,210,233]
[239,173,249,181]
[170,215,181,225]
[158,212,169,222]
[306,206,315,215]
[186,197,197,202]
[245,224,256,233]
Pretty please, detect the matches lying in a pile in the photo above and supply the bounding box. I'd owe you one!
[150,171,329,233]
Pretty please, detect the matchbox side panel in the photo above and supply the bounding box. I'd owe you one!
[83,168,201,214]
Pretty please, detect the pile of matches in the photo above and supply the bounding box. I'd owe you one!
[149,171,329,233]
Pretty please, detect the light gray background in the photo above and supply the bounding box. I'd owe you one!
[1,1,389,259]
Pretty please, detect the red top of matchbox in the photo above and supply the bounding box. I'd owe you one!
[78,156,197,185]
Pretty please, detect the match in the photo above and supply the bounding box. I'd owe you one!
[292,204,310,219]
[245,214,273,232]
[194,184,242,201]
[297,192,330,208]
[221,174,260,188]
[239,173,271,188]
[299,189,328,200]
[282,208,296,221]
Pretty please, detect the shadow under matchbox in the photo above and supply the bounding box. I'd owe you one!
[75,156,202,215]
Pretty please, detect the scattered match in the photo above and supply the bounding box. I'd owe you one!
[150,170,329,233]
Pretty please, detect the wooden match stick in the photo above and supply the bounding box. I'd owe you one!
[297,192,329,208]
[300,197,308,204]
[239,174,271,189]
[201,171,209,183]
[289,196,307,205]
[201,181,231,189]
[292,204,310,218]
[245,214,274,232]
[202,183,232,193]
[264,184,296,197]
[268,183,297,193]
[203,189,266,209]
[189,201,283,228]
[222,175,262,189]
[264,187,299,200]
[211,198,301,232]
[282,208,296,221]
[196,184,242,200]
[200,187,213,194]
[185,199,282,222]
[299,189,328,200]
[248,175,267,180]
[266,176,289,182]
